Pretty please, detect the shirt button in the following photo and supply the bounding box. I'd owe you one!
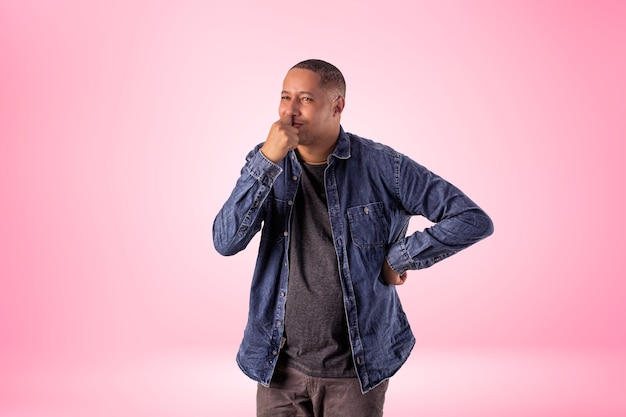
[356,357,362,365]
[292,175,298,181]
[283,231,289,237]
[288,200,293,205]
[269,171,276,177]
[272,350,278,355]
[364,207,370,214]
[280,291,286,297]
[277,321,282,326]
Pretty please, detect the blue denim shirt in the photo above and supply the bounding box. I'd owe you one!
[213,127,493,393]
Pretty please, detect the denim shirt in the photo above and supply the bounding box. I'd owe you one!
[213,127,493,393]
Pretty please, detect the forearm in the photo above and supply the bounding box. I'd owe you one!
[212,148,283,256]
[386,207,493,273]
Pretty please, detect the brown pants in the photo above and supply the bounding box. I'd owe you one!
[257,364,389,417]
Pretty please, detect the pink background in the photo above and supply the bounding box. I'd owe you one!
[1,1,625,416]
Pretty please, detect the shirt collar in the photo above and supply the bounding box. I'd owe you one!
[330,126,351,160]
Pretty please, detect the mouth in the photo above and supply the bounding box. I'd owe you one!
[292,121,304,129]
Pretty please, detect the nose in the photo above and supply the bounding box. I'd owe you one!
[283,99,301,117]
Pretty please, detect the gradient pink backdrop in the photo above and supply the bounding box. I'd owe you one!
[1,1,625,416]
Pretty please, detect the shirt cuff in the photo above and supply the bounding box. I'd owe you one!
[246,150,283,186]
[385,241,415,275]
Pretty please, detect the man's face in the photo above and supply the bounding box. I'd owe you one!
[279,68,341,146]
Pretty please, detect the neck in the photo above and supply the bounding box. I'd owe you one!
[297,127,340,164]
[296,144,334,165]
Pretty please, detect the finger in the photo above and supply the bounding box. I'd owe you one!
[279,112,293,126]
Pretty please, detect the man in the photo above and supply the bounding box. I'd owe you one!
[213,59,493,416]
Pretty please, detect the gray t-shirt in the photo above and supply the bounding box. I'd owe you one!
[280,161,355,378]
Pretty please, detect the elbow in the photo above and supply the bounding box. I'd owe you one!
[476,210,494,240]
[433,209,493,247]
[212,222,240,257]
[456,209,494,245]
[212,231,242,257]
[213,238,240,257]
[212,213,259,256]
[213,240,234,257]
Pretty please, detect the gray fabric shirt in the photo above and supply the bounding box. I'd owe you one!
[280,161,355,378]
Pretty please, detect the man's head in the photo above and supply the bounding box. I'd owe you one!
[280,59,346,148]
[291,59,346,99]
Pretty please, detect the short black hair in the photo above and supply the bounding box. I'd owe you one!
[291,59,346,98]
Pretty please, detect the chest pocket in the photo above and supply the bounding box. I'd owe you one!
[347,202,389,248]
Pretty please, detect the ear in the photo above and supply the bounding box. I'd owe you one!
[333,96,345,116]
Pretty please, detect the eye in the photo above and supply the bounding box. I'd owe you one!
[281,96,289,101]
[301,97,313,102]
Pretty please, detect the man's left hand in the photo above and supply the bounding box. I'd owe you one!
[382,260,408,285]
